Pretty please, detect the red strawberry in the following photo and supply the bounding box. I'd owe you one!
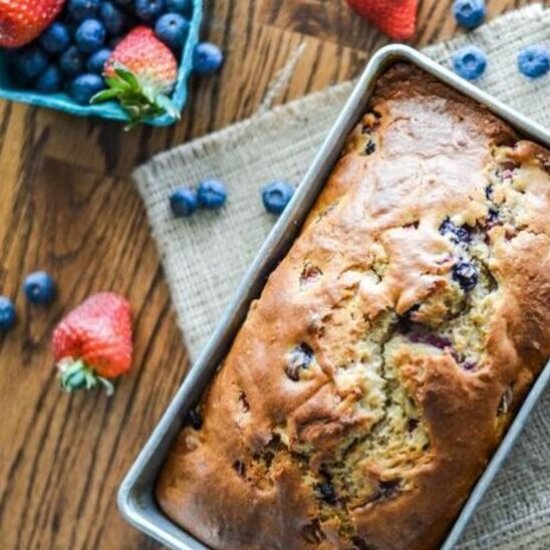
[53,292,133,396]
[91,26,179,128]
[346,0,418,41]
[0,0,65,48]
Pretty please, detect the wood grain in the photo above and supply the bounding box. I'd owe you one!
[0,1,546,548]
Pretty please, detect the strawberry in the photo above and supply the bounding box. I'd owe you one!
[0,0,65,48]
[91,26,180,129]
[346,0,418,41]
[53,292,133,396]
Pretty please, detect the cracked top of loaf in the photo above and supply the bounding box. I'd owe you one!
[156,63,550,550]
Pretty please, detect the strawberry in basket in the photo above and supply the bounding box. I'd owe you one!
[0,0,65,48]
[92,26,180,128]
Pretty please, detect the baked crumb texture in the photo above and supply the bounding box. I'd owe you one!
[157,63,550,550]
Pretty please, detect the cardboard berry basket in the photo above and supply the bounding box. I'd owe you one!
[118,45,550,549]
[0,0,203,127]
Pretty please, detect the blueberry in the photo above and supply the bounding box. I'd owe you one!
[486,208,501,228]
[0,297,16,331]
[36,65,63,93]
[68,0,100,20]
[452,260,479,291]
[39,22,71,54]
[167,0,192,15]
[285,343,314,381]
[193,42,224,75]
[377,479,401,500]
[452,46,487,81]
[135,0,166,20]
[184,409,202,430]
[170,187,198,217]
[409,332,452,349]
[196,179,227,209]
[517,45,550,79]
[316,482,337,505]
[23,271,56,305]
[75,19,107,53]
[99,2,127,36]
[155,13,190,50]
[261,181,294,215]
[69,74,106,104]
[87,48,112,74]
[59,46,85,76]
[15,47,49,80]
[439,218,471,244]
[453,0,486,29]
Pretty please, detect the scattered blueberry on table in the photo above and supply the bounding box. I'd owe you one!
[453,0,486,30]
[193,42,224,75]
[197,180,228,209]
[170,187,199,217]
[23,271,57,305]
[517,45,550,78]
[0,297,16,332]
[262,181,295,215]
[452,45,487,80]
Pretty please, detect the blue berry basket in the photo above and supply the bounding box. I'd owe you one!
[0,0,203,127]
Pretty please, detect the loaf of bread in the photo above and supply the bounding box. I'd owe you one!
[156,63,550,550]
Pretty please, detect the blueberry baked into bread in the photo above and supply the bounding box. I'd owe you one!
[157,63,550,550]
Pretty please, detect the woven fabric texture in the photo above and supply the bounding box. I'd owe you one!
[134,5,550,547]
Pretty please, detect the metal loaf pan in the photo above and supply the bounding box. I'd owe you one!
[119,44,550,549]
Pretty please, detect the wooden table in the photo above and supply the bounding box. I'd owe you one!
[0,0,544,548]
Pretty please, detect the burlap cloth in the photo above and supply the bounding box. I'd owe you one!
[134,5,550,548]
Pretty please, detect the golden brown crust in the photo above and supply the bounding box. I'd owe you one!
[156,63,550,550]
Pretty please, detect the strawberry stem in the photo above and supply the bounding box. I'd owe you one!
[91,64,180,130]
[57,358,115,396]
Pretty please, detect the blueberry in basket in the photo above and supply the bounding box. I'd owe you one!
[36,65,63,93]
[70,73,106,104]
[75,19,107,53]
[99,2,128,37]
[135,0,166,21]
[155,13,190,50]
[39,22,71,54]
